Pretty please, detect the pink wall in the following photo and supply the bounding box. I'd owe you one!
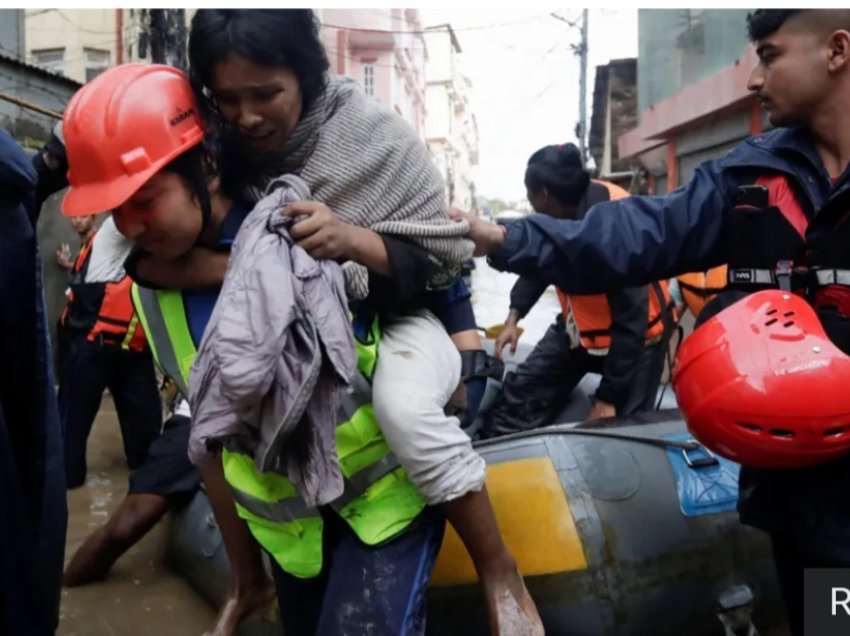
[320,9,426,139]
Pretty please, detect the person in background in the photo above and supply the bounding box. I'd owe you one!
[481,143,674,438]
[54,213,96,372]
[55,204,162,489]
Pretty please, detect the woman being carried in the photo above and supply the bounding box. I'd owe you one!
[178,9,540,634]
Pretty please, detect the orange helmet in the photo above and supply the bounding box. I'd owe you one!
[62,63,205,217]
[673,290,850,469]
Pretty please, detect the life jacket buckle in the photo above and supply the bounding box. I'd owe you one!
[775,260,794,292]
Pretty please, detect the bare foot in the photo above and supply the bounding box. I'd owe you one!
[482,566,544,636]
[202,577,276,636]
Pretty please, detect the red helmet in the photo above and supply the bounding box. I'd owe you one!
[673,289,850,469]
[62,63,204,217]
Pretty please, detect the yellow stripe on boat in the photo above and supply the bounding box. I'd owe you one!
[430,457,587,586]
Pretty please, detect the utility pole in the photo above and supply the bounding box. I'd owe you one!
[144,9,187,69]
[577,9,589,165]
[551,9,590,165]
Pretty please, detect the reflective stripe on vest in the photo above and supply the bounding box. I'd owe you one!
[556,280,676,350]
[130,286,195,397]
[221,448,324,578]
[816,269,850,286]
[89,276,147,351]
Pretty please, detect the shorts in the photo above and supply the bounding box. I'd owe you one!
[128,414,201,500]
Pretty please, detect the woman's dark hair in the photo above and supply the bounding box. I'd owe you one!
[524,143,590,206]
[188,10,330,120]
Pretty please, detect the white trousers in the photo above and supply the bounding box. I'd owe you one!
[372,310,486,505]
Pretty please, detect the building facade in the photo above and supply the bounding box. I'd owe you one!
[589,57,639,191]
[320,9,428,140]
[618,9,766,194]
[423,24,479,211]
[23,9,436,141]
[25,9,126,83]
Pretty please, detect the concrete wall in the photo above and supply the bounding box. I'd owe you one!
[26,9,120,84]
[0,9,25,60]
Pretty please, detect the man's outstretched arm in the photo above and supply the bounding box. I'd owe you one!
[458,159,737,295]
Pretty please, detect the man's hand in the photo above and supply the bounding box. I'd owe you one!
[284,201,361,260]
[494,313,522,359]
[56,243,73,270]
[587,399,617,421]
[448,208,505,257]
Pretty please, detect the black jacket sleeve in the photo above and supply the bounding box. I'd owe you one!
[595,285,650,411]
[363,235,436,314]
[32,128,69,217]
[509,276,549,319]
[123,248,164,290]
[0,129,37,209]
[487,158,737,293]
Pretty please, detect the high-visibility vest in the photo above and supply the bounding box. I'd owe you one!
[676,266,728,318]
[557,281,677,350]
[61,231,147,351]
[131,285,425,578]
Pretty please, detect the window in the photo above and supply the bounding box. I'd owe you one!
[31,48,65,76]
[363,63,375,97]
[84,48,110,82]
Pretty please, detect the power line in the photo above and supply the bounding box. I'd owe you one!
[24,9,54,18]
[53,10,121,35]
[473,27,573,117]
[321,13,549,35]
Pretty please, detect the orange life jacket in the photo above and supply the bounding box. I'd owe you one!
[677,266,728,318]
[60,231,147,352]
[556,180,677,350]
[557,281,676,350]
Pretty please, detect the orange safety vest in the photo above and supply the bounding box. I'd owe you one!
[676,266,728,318]
[60,231,147,352]
[555,180,677,351]
[557,282,676,351]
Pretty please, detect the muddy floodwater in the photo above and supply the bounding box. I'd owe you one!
[58,396,216,636]
[57,258,555,634]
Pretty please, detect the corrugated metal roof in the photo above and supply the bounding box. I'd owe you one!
[0,52,82,90]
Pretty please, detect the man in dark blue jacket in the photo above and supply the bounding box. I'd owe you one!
[1,126,66,635]
[456,9,850,636]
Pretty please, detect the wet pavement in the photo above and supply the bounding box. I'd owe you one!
[56,258,553,635]
[469,256,561,348]
[58,397,215,636]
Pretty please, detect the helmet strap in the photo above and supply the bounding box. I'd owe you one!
[188,152,213,244]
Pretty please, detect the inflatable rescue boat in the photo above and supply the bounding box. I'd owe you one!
[166,343,786,636]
